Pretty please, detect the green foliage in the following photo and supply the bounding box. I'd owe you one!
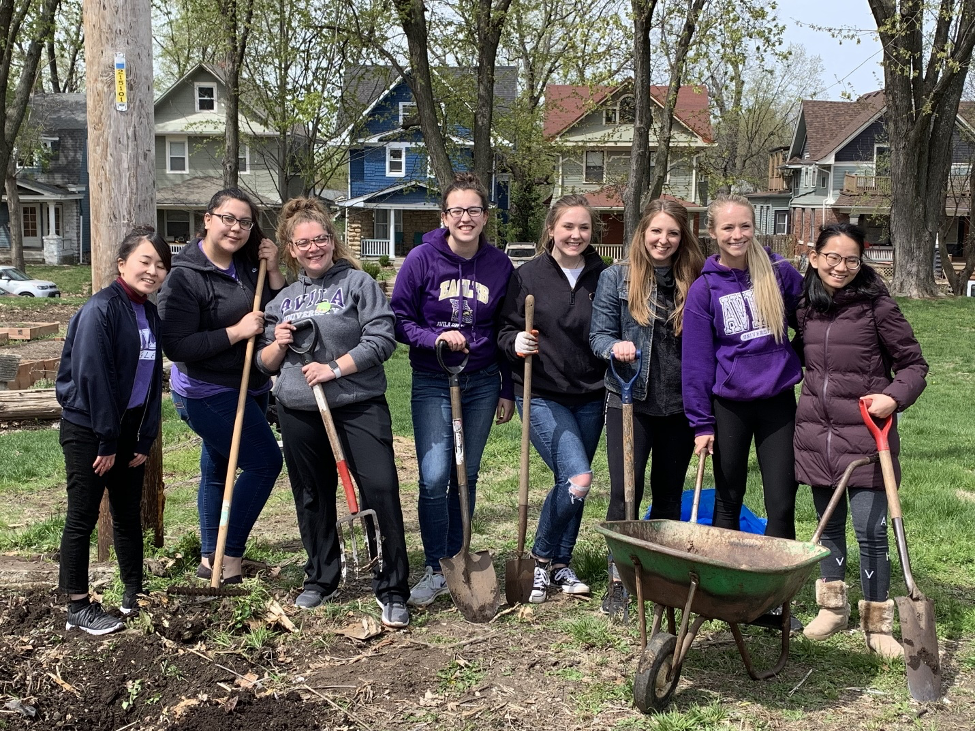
[601,255,614,267]
[436,658,485,693]
[360,261,382,280]
[378,255,391,268]
[25,265,92,296]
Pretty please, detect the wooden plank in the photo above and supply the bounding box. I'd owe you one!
[0,388,61,419]
[0,332,8,345]
[0,322,59,340]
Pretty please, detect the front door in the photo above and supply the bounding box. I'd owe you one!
[22,204,41,249]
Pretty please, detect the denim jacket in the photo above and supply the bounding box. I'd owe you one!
[589,264,658,401]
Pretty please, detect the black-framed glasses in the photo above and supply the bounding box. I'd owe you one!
[444,206,486,219]
[208,211,254,230]
[819,252,862,271]
[292,234,333,251]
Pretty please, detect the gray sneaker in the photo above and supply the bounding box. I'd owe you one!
[66,602,125,636]
[376,597,410,628]
[294,588,337,609]
[408,567,448,607]
[120,589,146,617]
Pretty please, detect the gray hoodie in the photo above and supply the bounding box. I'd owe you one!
[257,260,395,410]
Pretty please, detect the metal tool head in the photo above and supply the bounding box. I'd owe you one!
[337,507,383,581]
[287,318,318,364]
[440,549,502,623]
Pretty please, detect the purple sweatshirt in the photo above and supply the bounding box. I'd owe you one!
[682,251,803,436]
[391,228,514,399]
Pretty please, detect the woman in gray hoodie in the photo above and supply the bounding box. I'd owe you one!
[257,197,409,628]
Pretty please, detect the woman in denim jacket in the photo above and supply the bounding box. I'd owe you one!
[589,199,704,616]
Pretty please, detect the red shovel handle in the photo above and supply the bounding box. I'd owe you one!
[859,398,892,452]
[337,460,360,513]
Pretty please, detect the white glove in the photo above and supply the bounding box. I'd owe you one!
[515,330,538,356]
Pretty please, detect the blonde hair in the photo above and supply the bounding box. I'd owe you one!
[707,193,786,343]
[626,199,704,335]
[537,194,601,254]
[276,197,359,277]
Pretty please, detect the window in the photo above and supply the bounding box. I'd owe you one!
[399,102,418,125]
[874,144,890,175]
[165,210,191,241]
[387,146,405,176]
[584,151,605,183]
[22,206,38,238]
[774,210,788,235]
[604,106,618,125]
[238,144,249,174]
[195,83,216,112]
[618,96,635,123]
[374,209,402,239]
[167,137,188,173]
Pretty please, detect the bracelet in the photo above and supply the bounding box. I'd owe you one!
[328,361,342,379]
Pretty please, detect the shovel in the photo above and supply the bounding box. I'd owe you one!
[288,318,382,580]
[860,398,941,702]
[437,339,501,623]
[505,294,535,605]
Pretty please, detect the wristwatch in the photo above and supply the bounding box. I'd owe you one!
[327,361,342,379]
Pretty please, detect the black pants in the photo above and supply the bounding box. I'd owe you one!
[59,412,145,595]
[605,399,695,522]
[712,390,798,539]
[279,397,409,603]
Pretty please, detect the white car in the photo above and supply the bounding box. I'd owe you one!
[504,243,537,268]
[0,266,61,297]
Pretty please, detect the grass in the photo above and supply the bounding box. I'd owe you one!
[23,264,93,296]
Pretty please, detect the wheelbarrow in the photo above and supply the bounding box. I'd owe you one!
[595,454,876,713]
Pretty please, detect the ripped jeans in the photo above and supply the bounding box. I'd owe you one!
[517,395,604,566]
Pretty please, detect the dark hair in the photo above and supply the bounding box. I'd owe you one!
[117,225,171,272]
[198,187,265,263]
[802,222,884,312]
[440,172,489,211]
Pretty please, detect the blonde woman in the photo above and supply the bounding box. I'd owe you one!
[590,199,704,616]
[682,194,803,547]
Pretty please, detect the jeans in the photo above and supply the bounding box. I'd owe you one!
[411,365,500,570]
[172,390,282,557]
[59,412,145,595]
[518,396,604,566]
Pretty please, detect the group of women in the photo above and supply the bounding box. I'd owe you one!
[55,178,926,657]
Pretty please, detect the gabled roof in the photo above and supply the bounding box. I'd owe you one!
[27,93,87,131]
[543,84,713,143]
[339,180,440,208]
[787,91,886,164]
[155,63,228,107]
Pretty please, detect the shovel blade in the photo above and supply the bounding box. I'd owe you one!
[895,594,941,702]
[440,550,501,623]
[504,555,535,605]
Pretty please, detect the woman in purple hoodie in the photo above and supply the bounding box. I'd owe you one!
[390,172,515,608]
[682,194,803,544]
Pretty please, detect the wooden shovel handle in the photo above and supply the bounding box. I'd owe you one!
[212,258,267,587]
[859,398,901,520]
[517,295,534,555]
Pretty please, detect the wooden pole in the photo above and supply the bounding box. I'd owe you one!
[84,0,160,560]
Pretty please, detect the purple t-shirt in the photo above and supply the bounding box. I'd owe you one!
[126,301,156,409]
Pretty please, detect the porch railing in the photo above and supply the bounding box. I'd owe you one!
[843,174,892,196]
[360,239,390,258]
[593,243,625,261]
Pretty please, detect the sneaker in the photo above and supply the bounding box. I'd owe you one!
[66,602,125,636]
[552,566,590,595]
[376,597,410,629]
[408,567,448,607]
[600,580,628,618]
[529,564,550,604]
[120,589,145,617]
[294,588,337,609]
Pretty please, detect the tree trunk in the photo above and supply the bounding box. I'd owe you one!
[472,0,513,190]
[622,0,656,249]
[221,0,252,190]
[0,388,61,418]
[5,158,25,271]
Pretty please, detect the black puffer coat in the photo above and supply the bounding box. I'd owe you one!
[794,275,928,490]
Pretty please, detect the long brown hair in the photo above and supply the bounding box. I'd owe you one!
[626,199,704,335]
[537,194,600,254]
[707,193,787,343]
[276,197,359,278]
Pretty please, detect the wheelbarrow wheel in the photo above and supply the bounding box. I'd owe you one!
[634,633,680,713]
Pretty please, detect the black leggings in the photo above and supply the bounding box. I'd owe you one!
[712,390,798,539]
[812,486,890,602]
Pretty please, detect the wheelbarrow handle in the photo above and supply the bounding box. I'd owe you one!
[859,398,892,452]
[810,455,877,543]
[609,349,642,405]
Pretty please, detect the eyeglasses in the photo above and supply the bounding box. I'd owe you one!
[444,206,486,219]
[292,234,333,251]
[208,212,254,230]
[819,252,862,271]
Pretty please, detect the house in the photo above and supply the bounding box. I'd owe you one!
[544,82,714,251]
[154,63,306,243]
[749,92,974,269]
[338,65,516,259]
[0,93,90,264]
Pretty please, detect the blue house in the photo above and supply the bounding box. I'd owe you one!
[338,66,515,259]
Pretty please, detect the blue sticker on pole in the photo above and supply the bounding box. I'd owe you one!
[115,53,127,111]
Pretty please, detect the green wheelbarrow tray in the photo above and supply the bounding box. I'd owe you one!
[595,520,829,624]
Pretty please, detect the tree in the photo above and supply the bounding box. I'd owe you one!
[43,0,83,93]
[937,158,974,294]
[867,0,975,297]
[218,0,255,189]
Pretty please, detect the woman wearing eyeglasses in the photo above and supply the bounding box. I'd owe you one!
[794,223,926,657]
[159,187,285,584]
[255,197,410,627]
[390,172,515,609]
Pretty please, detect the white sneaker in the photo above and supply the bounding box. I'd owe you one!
[529,564,550,604]
[552,566,590,595]
[408,567,448,607]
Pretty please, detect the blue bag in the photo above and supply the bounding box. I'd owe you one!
[644,488,768,535]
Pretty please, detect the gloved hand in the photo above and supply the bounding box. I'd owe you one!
[515,329,539,356]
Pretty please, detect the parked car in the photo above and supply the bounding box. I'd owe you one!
[0,266,61,297]
[504,243,537,268]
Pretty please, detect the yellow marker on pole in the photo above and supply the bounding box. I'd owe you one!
[114,52,127,111]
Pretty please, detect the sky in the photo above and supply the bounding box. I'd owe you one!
[777,1,886,100]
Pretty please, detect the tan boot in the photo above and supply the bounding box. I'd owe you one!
[859,599,904,659]
[804,579,850,640]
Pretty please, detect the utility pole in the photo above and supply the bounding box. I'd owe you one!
[84,0,164,559]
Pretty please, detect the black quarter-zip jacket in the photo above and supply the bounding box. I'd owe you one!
[498,247,608,406]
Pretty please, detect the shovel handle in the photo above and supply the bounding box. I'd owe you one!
[859,398,892,452]
[517,295,535,555]
[313,382,361,514]
[689,452,707,524]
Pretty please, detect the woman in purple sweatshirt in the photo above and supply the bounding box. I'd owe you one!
[390,172,515,608]
[682,194,803,544]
